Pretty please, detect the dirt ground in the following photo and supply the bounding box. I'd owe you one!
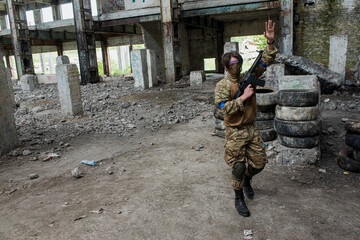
[0,77,359,240]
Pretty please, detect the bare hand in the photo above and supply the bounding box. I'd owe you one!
[240,84,255,102]
[264,19,275,43]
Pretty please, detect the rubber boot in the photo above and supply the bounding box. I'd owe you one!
[243,175,254,199]
[234,189,250,217]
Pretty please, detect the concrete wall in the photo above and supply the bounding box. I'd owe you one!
[294,0,360,69]
[101,0,125,13]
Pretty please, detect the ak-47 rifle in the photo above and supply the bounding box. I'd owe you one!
[234,50,265,99]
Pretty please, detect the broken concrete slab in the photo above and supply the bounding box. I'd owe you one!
[56,64,83,116]
[190,70,205,86]
[0,60,17,156]
[275,54,342,94]
[20,74,40,91]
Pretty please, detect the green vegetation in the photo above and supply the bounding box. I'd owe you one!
[204,58,216,71]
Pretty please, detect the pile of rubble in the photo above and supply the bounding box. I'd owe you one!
[11,77,213,154]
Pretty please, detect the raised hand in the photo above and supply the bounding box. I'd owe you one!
[264,19,275,43]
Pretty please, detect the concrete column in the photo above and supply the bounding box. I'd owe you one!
[6,0,35,78]
[266,64,285,89]
[0,15,7,30]
[48,52,53,74]
[190,70,205,86]
[5,67,16,108]
[147,49,158,88]
[40,53,46,73]
[279,0,293,55]
[56,56,83,116]
[57,42,63,56]
[101,41,110,76]
[329,35,348,85]
[33,9,42,25]
[0,58,17,156]
[120,46,130,71]
[72,0,99,84]
[117,46,122,71]
[160,0,176,84]
[142,22,164,81]
[52,5,61,21]
[179,23,190,76]
[131,49,149,89]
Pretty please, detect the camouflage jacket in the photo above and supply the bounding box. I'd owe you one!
[215,47,278,127]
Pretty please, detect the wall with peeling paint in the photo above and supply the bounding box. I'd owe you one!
[294,0,360,69]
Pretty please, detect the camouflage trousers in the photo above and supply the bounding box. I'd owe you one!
[224,122,267,190]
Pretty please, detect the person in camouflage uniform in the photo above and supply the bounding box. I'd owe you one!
[215,20,278,217]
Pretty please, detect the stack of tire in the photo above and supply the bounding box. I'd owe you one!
[337,119,360,173]
[274,89,321,149]
[255,86,278,142]
[214,106,226,138]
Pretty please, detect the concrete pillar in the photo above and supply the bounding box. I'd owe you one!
[131,49,149,89]
[48,52,54,74]
[72,0,99,84]
[160,0,176,84]
[52,5,61,21]
[142,22,165,81]
[56,55,70,65]
[0,15,7,30]
[329,35,348,85]
[147,49,158,88]
[266,64,285,89]
[20,74,40,91]
[179,23,190,76]
[6,0,35,78]
[5,68,16,108]
[120,46,130,71]
[33,9,42,25]
[40,53,46,73]
[57,42,63,56]
[0,59,17,156]
[279,0,293,55]
[190,70,205,86]
[56,57,83,116]
[117,46,122,71]
[101,41,110,76]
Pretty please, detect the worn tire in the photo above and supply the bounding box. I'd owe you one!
[278,89,319,107]
[274,118,321,137]
[256,111,275,121]
[257,104,276,112]
[260,129,277,142]
[337,149,360,173]
[278,134,320,148]
[256,120,274,130]
[354,150,360,162]
[214,106,224,120]
[345,119,360,134]
[345,132,360,150]
[215,118,226,131]
[256,86,278,106]
[275,105,319,121]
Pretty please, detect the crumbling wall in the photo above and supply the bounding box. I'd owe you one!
[101,0,125,14]
[294,0,360,69]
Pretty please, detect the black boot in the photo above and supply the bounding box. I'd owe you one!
[234,189,250,217]
[243,175,254,199]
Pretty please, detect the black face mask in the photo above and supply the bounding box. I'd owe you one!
[227,62,242,77]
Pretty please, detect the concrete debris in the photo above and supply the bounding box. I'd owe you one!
[28,173,39,179]
[12,77,212,153]
[195,144,204,151]
[22,150,32,156]
[276,54,342,94]
[71,167,84,178]
[105,166,114,175]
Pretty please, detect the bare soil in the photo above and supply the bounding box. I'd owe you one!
[0,79,359,240]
